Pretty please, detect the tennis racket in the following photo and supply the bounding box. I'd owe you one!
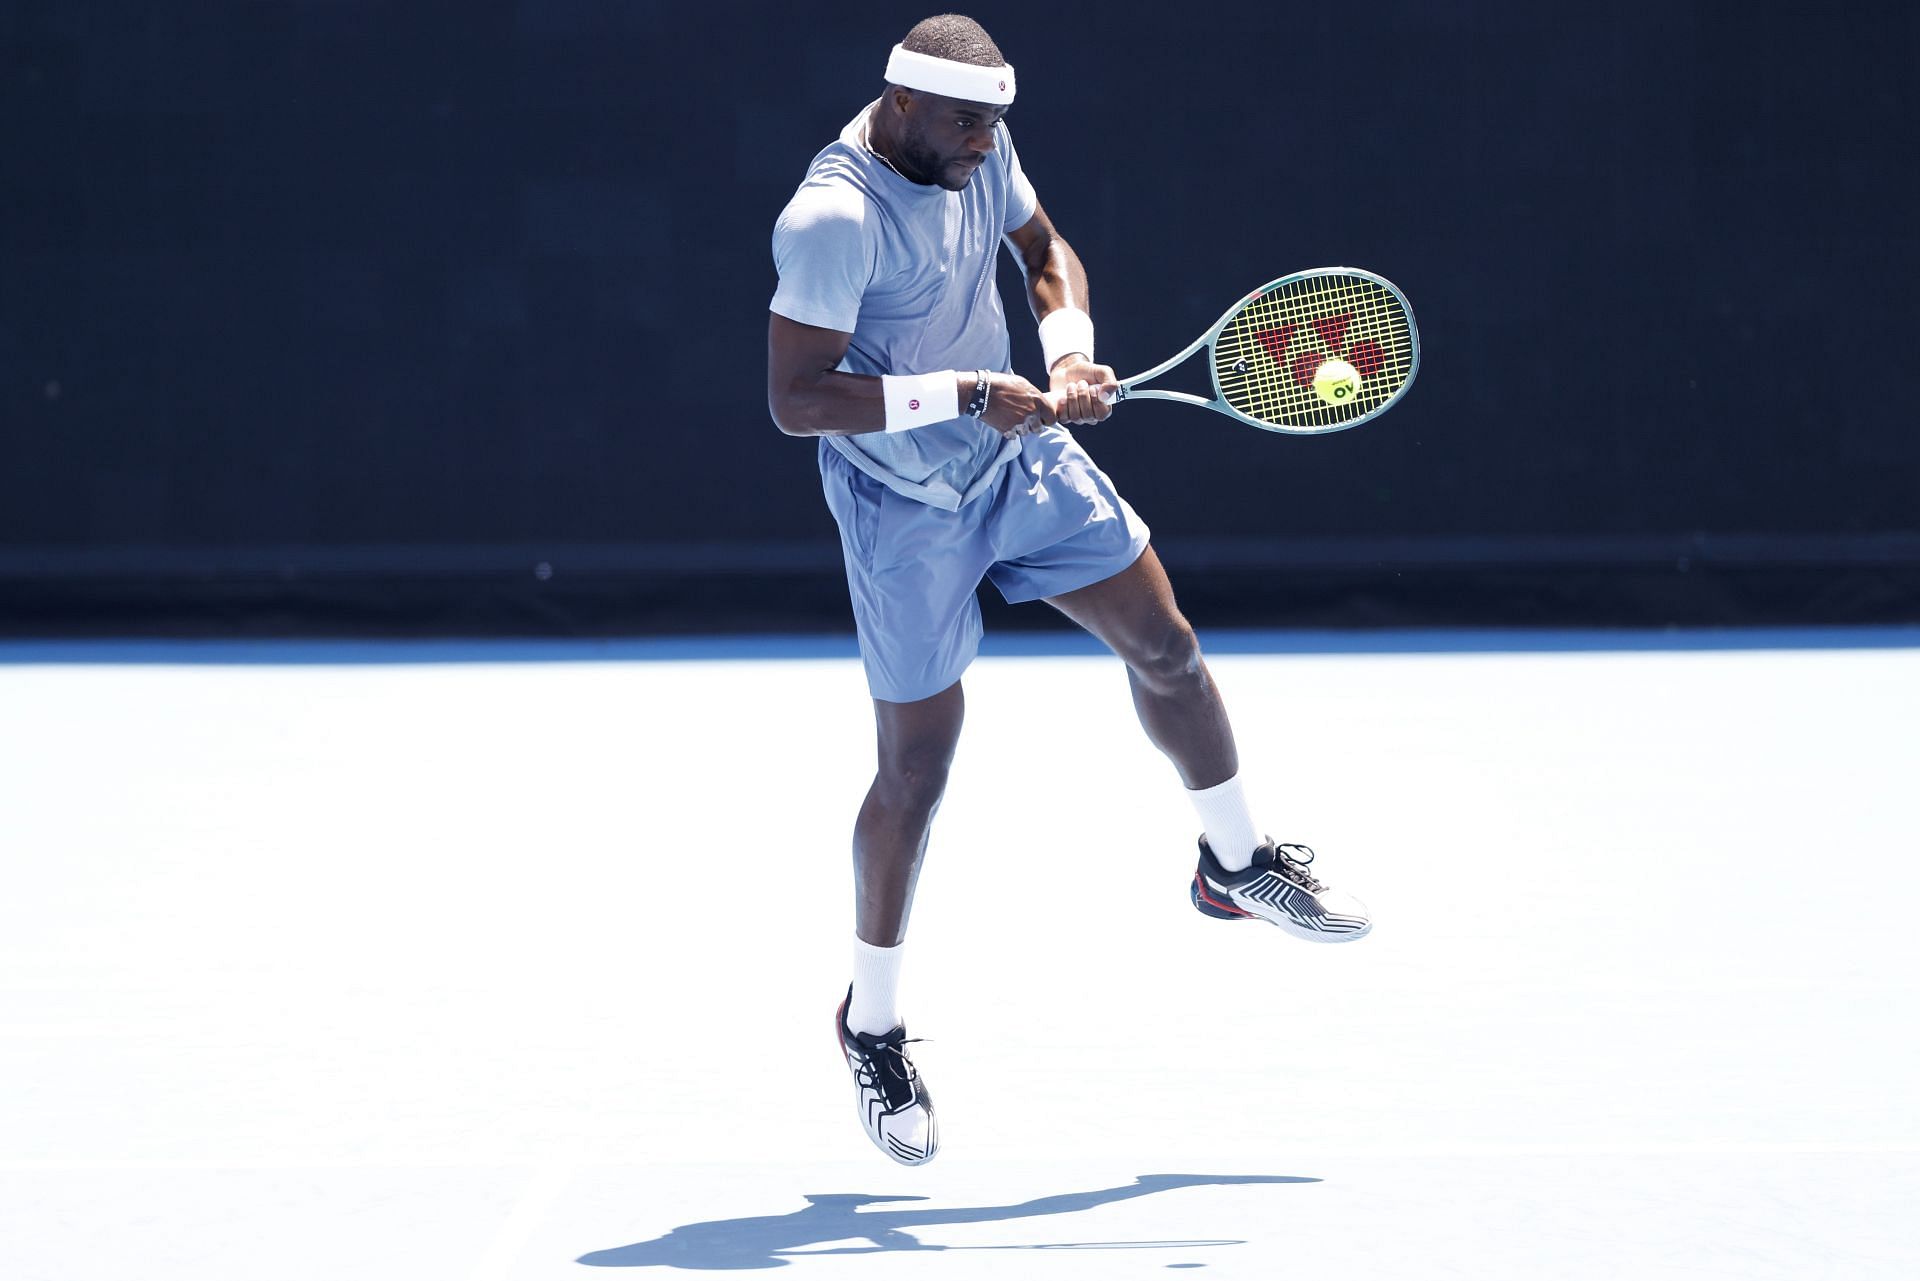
[1099,267,1420,435]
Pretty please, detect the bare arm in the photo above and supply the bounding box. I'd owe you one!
[766,313,1056,439]
[1004,203,1117,424]
[766,313,947,437]
[1005,202,1091,359]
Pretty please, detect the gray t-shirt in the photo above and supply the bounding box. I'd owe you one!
[771,104,1040,511]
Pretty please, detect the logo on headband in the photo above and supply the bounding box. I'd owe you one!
[884,44,1016,104]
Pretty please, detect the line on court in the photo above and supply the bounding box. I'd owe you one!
[462,1142,581,1281]
[6,1140,1919,1174]
[5,625,1919,666]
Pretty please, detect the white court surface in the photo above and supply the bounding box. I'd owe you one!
[3,633,1918,1280]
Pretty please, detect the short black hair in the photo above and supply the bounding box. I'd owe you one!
[900,14,1005,67]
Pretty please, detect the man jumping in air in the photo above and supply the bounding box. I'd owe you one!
[767,14,1371,1166]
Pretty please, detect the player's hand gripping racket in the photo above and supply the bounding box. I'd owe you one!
[1100,267,1420,434]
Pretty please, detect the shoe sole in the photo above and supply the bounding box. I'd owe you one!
[1191,872,1372,942]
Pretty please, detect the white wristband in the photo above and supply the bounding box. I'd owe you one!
[1037,307,1095,372]
[880,371,959,432]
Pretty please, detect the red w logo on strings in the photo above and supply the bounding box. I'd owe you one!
[1253,317,1386,388]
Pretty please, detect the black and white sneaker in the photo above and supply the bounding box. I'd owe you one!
[1190,837,1372,942]
[834,989,938,1166]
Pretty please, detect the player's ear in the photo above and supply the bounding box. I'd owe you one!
[884,84,914,116]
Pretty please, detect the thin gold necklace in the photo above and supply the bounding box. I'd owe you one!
[863,118,912,182]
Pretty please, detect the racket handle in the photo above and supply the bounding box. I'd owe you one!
[1044,388,1125,410]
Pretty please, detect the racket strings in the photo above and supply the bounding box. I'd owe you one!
[1213,274,1415,431]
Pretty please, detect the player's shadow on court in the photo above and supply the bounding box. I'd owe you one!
[577,1173,1317,1270]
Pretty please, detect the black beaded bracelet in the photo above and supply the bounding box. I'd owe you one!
[965,369,990,418]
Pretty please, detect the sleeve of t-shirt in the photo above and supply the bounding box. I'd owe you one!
[999,124,1039,236]
[770,182,873,333]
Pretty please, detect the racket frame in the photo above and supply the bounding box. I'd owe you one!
[1110,266,1420,435]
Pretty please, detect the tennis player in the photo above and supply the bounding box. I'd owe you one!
[767,14,1371,1166]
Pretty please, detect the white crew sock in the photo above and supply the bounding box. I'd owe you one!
[1188,773,1264,873]
[848,938,905,1036]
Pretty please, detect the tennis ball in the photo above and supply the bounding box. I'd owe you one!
[1312,358,1361,406]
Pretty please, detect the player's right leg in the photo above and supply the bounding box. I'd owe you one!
[818,444,998,1164]
[836,681,964,1166]
[853,681,965,950]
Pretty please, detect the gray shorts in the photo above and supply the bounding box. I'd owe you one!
[820,429,1152,703]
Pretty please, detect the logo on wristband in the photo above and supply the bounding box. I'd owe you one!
[908,399,920,410]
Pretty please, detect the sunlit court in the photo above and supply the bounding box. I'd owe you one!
[4,631,1917,1277]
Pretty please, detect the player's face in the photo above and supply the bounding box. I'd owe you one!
[900,93,1005,191]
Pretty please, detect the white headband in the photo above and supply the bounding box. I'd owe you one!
[883,44,1016,105]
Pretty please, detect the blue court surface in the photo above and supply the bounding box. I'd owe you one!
[3,631,1917,1279]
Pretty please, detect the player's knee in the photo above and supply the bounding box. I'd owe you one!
[1128,619,1205,694]
[874,744,954,815]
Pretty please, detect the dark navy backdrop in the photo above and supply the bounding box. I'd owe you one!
[4,1,1916,633]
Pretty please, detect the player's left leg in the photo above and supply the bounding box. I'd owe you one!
[1042,544,1233,789]
[1045,545,1371,941]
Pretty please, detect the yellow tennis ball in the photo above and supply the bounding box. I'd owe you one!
[1312,358,1361,406]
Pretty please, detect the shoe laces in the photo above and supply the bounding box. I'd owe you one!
[851,1030,925,1110]
[1270,843,1328,894]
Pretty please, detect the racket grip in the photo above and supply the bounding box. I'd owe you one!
[1099,387,1124,406]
